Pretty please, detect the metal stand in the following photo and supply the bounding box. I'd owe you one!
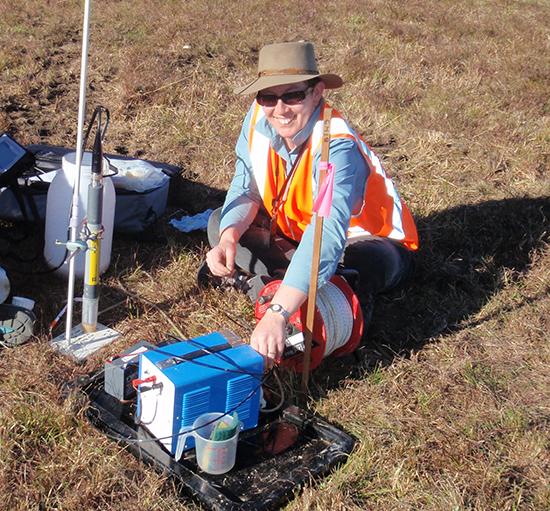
[51,322,119,362]
[49,1,119,361]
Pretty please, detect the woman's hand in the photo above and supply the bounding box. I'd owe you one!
[206,242,235,277]
[250,284,307,368]
[205,228,239,277]
[250,311,287,368]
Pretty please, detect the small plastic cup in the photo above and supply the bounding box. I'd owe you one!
[192,412,241,475]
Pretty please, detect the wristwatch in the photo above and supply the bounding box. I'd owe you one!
[266,303,290,323]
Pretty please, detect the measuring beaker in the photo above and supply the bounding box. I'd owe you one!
[175,412,242,475]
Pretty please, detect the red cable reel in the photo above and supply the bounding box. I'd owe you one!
[254,275,364,371]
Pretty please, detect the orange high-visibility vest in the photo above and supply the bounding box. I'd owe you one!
[247,102,419,251]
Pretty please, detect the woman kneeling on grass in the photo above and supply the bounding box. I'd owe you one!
[201,41,418,365]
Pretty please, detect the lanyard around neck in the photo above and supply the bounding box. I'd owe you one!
[268,106,333,242]
[269,141,309,241]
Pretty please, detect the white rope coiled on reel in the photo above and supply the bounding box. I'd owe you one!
[316,281,354,356]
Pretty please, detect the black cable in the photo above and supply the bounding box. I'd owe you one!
[102,156,119,177]
[13,254,68,275]
[123,377,266,445]
[165,335,264,380]
[183,336,252,370]
[135,387,160,426]
[82,333,271,446]
[148,346,263,378]
[148,341,264,381]
[5,226,70,275]
[81,106,109,154]
[112,337,270,445]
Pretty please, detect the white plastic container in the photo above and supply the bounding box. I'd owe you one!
[0,266,10,304]
[175,412,242,474]
[44,151,115,279]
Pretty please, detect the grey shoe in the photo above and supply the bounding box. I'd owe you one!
[196,260,253,294]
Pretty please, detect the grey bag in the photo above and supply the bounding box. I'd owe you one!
[0,144,179,234]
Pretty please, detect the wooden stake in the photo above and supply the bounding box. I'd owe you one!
[301,106,332,392]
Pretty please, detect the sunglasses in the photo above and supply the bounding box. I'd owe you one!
[256,86,312,107]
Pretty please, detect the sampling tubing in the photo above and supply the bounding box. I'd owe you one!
[317,281,354,356]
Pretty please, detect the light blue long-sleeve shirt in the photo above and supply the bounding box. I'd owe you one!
[219,100,370,294]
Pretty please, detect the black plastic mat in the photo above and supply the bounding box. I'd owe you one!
[81,373,355,511]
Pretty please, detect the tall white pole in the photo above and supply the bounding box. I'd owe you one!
[65,0,92,343]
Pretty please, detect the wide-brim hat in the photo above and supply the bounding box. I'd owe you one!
[234,41,343,95]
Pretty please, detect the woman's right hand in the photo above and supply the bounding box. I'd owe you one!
[206,237,237,277]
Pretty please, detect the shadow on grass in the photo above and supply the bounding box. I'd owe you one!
[103,195,550,374]
[314,196,550,392]
[3,192,548,390]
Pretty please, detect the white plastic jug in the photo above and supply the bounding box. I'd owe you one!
[0,266,10,304]
[175,412,242,475]
[44,151,115,278]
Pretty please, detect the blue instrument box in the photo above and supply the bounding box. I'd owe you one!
[137,331,264,455]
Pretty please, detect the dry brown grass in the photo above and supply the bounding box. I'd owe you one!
[0,0,549,509]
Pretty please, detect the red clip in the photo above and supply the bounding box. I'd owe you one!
[132,375,157,391]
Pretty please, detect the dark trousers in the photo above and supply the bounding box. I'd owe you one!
[207,207,415,303]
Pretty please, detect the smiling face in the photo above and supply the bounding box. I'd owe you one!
[258,80,325,150]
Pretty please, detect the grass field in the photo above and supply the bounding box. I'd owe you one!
[0,0,549,509]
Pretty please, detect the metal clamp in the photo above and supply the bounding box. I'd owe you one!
[55,239,88,253]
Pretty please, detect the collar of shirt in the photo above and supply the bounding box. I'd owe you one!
[257,100,324,167]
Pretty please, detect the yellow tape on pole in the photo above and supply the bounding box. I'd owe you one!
[86,238,100,286]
